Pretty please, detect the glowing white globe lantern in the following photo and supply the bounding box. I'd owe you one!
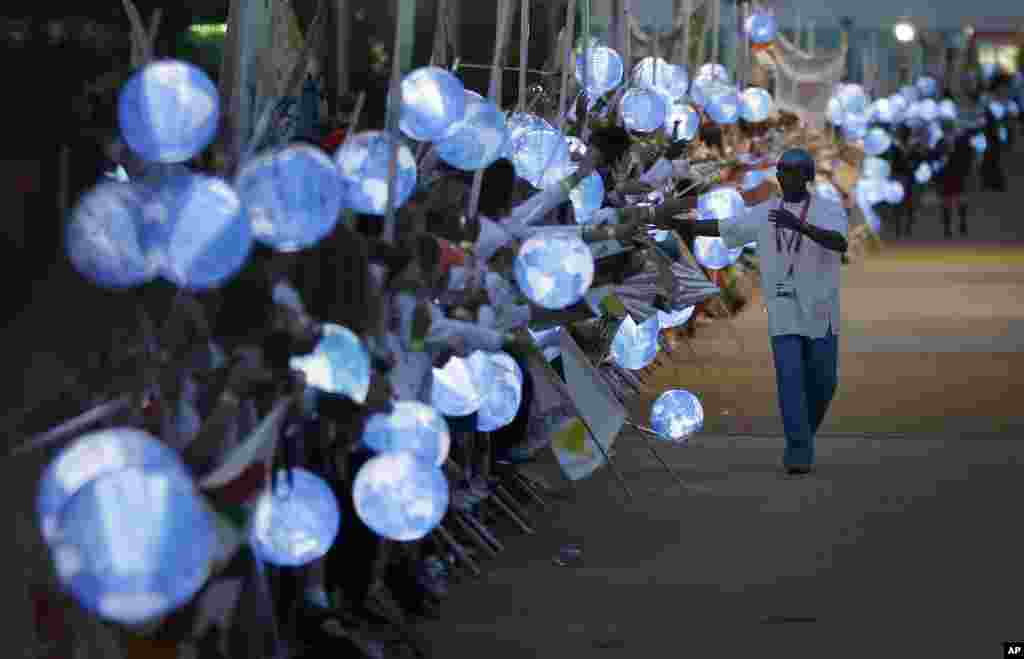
[665,102,701,140]
[746,12,777,43]
[989,101,1006,120]
[871,97,897,124]
[431,355,482,418]
[503,112,554,158]
[117,60,220,164]
[620,88,668,133]
[694,236,743,270]
[888,94,909,121]
[398,66,467,142]
[814,181,843,203]
[862,127,892,156]
[51,467,215,625]
[236,145,345,252]
[632,57,689,100]
[250,468,341,567]
[468,351,524,432]
[842,112,869,141]
[916,76,937,98]
[610,314,660,370]
[362,401,451,466]
[1008,100,1020,117]
[436,91,508,171]
[862,157,891,180]
[899,84,920,104]
[290,324,371,403]
[511,128,573,188]
[836,83,870,117]
[915,162,932,184]
[885,180,905,204]
[856,177,887,206]
[697,63,730,83]
[352,451,449,542]
[334,131,417,215]
[739,87,773,122]
[575,45,625,97]
[566,136,588,158]
[937,99,957,121]
[705,87,741,124]
[689,77,714,108]
[697,186,745,221]
[928,122,944,149]
[570,172,605,225]
[917,99,939,122]
[66,183,157,289]
[971,133,987,153]
[143,173,252,290]
[514,231,594,309]
[658,305,695,329]
[650,389,704,442]
[998,125,1008,143]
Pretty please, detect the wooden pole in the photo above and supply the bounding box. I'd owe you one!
[711,0,720,65]
[383,0,417,244]
[557,0,578,132]
[518,0,530,111]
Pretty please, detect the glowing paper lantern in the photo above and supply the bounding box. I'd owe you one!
[632,57,689,100]
[971,133,987,153]
[862,127,892,156]
[399,66,467,142]
[928,122,944,149]
[871,97,897,124]
[37,428,189,545]
[705,87,741,124]
[814,181,843,203]
[885,180,905,204]
[431,355,482,417]
[658,305,695,329]
[697,186,745,220]
[916,76,938,98]
[514,231,594,310]
[697,63,730,83]
[570,172,605,224]
[620,88,668,133]
[236,145,345,252]
[842,113,869,141]
[143,173,252,290]
[511,128,573,188]
[917,99,939,122]
[1008,100,1020,117]
[665,102,701,140]
[694,236,743,270]
[469,351,524,432]
[51,467,215,625]
[352,451,449,542]
[989,101,1006,120]
[362,401,451,466]
[856,177,887,206]
[118,60,220,164]
[436,91,508,171]
[915,162,932,184]
[826,98,845,126]
[575,45,625,97]
[835,84,869,117]
[250,468,340,567]
[999,125,1008,143]
[289,324,370,403]
[650,389,704,442]
[66,183,157,289]
[334,131,417,215]
[739,87,773,122]
[899,85,920,104]
[862,157,891,180]
[610,314,660,370]
[504,112,554,158]
[938,99,958,121]
[888,94,909,120]
[746,12,777,43]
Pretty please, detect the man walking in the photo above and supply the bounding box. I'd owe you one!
[675,149,848,475]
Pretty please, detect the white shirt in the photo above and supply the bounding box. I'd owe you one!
[720,193,848,339]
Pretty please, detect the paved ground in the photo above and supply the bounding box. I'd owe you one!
[418,151,1024,657]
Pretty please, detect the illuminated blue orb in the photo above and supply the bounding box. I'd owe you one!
[431,355,482,418]
[705,87,741,124]
[363,401,451,467]
[575,45,625,97]
[927,122,944,149]
[620,88,668,133]
[570,172,605,224]
[469,351,524,432]
[938,99,958,121]
[740,87,773,122]
[971,133,987,153]
[885,180,905,204]
[632,57,689,100]
[37,428,189,545]
[842,113,869,141]
[862,127,892,156]
[917,99,939,122]
[334,131,417,215]
[916,76,938,98]
[814,181,843,204]
[290,323,371,404]
[650,389,704,442]
[998,125,1008,143]
[610,314,660,370]
[66,183,158,289]
[236,145,345,252]
[697,63,730,83]
[899,85,920,104]
[399,66,467,142]
[746,12,777,43]
[515,231,594,310]
[827,97,845,126]
[861,157,891,180]
[914,162,932,184]
[694,236,743,270]
[143,173,252,290]
[353,451,449,542]
[1008,100,1020,117]
[436,91,508,171]
[989,101,1007,120]
[856,177,887,206]
[118,60,220,164]
[511,128,573,188]
[665,102,701,140]
[250,468,341,567]
[835,83,869,117]
[658,305,695,329]
[871,97,897,124]
[503,112,554,158]
[697,186,745,221]
[51,467,215,625]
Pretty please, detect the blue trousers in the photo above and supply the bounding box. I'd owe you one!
[770,326,838,467]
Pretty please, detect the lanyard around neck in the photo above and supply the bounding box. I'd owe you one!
[775,197,812,278]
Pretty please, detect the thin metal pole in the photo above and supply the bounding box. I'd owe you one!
[518,0,530,111]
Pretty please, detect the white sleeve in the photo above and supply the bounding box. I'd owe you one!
[816,198,850,239]
[718,206,760,250]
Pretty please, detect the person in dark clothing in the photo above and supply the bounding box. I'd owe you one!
[979,86,1008,192]
[887,126,917,237]
[937,119,974,238]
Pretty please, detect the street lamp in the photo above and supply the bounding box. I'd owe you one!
[894,20,916,43]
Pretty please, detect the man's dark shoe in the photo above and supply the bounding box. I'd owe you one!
[784,464,813,476]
